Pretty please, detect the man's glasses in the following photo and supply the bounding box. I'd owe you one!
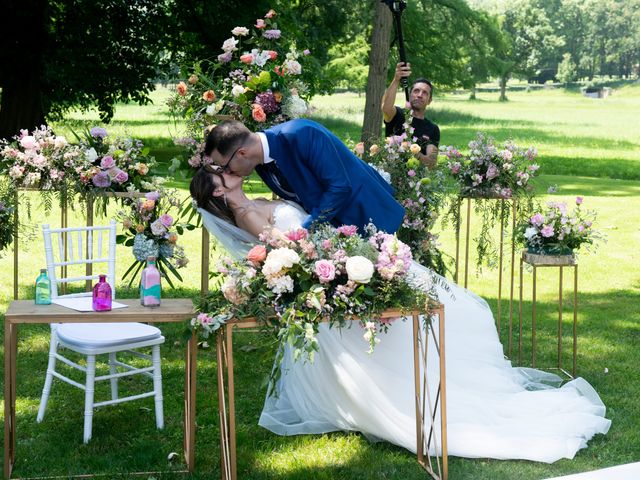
[205,146,241,173]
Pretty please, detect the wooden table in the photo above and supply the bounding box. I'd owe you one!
[3,298,197,479]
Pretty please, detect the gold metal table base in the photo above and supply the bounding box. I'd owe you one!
[518,251,578,377]
[215,307,447,480]
[454,197,517,357]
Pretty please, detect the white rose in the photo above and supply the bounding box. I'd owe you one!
[54,136,68,148]
[345,256,374,284]
[524,227,538,240]
[231,26,249,37]
[231,84,245,97]
[85,147,98,162]
[205,104,217,116]
[262,248,300,277]
[285,59,302,75]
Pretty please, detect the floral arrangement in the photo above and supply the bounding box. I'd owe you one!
[0,180,16,253]
[116,190,192,287]
[168,8,311,170]
[443,132,539,199]
[64,127,164,210]
[0,126,75,190]
[519,197,600,255]
[191,223,436,386]
[354,125,448,274]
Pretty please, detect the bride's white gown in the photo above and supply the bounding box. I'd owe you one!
[258,203,611,463]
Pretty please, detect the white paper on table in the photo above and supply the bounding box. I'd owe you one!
[51,297,129,312]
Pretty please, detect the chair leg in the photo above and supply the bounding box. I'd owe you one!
[83,355,96,443]
[37,333,59,423]
[152,345,164,429]
[108,352,118,400]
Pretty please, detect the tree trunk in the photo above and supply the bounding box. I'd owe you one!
[469,84,477,100]
[0,0,47,139]
[361,0,392,145]
[0,77,45,140]
[499,75,508,102]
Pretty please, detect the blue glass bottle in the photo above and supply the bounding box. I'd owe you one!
[35,268,51,305]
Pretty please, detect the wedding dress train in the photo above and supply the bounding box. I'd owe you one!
[257,202,611,463]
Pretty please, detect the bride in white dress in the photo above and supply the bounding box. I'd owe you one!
[190,167,611,464]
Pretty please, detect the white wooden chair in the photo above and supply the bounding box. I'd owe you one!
[37,220,165,443]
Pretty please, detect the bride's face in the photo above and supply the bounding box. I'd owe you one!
[212,172,243,196]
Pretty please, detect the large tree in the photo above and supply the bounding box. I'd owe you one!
[0,0,172,139]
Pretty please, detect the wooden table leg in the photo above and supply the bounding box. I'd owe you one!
[573,266,578,377]
[439,310,448,480]
[532,266,537,368]
[558,267,564,370]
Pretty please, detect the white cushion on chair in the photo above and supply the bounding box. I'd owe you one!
[56,323,162,348]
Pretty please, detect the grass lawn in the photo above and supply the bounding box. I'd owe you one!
[1,84,640,479]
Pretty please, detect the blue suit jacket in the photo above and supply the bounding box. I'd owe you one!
[256,119,405,234]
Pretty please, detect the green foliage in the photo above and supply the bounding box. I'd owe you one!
[557,52,579,83]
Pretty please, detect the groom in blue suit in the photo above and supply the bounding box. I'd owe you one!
[204,119,405,233]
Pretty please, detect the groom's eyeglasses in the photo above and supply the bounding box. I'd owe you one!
[207,146,242,174]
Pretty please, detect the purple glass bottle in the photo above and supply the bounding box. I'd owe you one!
[92,274,112,311]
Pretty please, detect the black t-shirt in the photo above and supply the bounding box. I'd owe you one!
[384,106,440,152]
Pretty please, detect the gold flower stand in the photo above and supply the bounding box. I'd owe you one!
[212,306,447,480]
[518,250,578,377]
[454,196,518,356]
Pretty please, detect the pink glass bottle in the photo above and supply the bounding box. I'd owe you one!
[140,256,161,307]
[92,274,112,311]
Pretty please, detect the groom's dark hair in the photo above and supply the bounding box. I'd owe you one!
[204,120,252,157]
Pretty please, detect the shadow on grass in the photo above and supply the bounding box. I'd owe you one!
[534,175,640,197]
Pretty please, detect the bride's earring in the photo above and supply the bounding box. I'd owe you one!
[223,193,228,207]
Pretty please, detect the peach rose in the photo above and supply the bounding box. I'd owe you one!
[410,143,421,155]
[369,144,380,155]
[247,245,267,263]
[353,142,365,156]
[202,90,216,102]
[251,104,267,123]
[177,81,188,96]
[273,91,283,103]
[265,9,276,18]
[240,54,253,64]
[136,162,149,175]
[188,74,198,85]
[135,224,145,233]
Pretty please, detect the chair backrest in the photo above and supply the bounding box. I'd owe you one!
[42,220,117,299]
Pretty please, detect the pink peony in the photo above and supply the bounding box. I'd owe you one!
[314,260,336,283]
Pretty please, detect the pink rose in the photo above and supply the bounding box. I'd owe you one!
[285,228,308,241]
[177,81,188,96]
[576,196,583,205]
[314,260,336,283]
[353,142,365,156]
[19,136,37,150]
[541,225,555,238]
[160,214,173,228]
[114,169,128,184]
[246,245,267,263]
[265,9,276,18]
[337,225,358,237]
[100,155,116,169]
[240,54,253,64]
[146,191,160,201]
[303,49,311,56]
[255,19,266,29]
[530,213,545,226]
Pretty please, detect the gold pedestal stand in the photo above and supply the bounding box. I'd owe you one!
[518,251,578,377]
[454,197,517,356]
[214,307,447,480]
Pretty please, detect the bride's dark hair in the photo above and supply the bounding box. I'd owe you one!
[190,166,237,225]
